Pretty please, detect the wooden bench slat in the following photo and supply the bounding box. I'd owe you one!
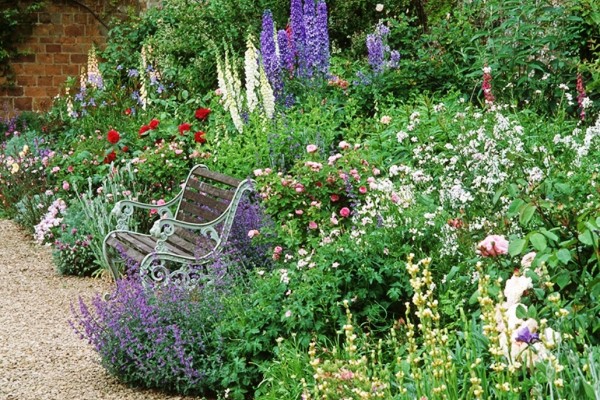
[182,189,230,214]
[177,201,222,223]
[192,167,242,187]
[106,235,146,263]
[185,179,235,201]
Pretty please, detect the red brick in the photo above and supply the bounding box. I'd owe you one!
[39,37,54,44]
[14,97,32,110]
[74,13,87,24]
[50,13,61,24]
[16,75,37,86]
[38,13,51,24]
[70,54,88,64]
[45,64,63,75]
[59,36,77,44]
[37,54,53,64]
[23,64,46,75]
[62,13,73,24]
[62,65,80,76]
[14,54,36,63]
[24,87,48,97]
[38,76,54,86]
[54,53,69,64]
[62,44,84,53]
[35,24,52,36]
[64,24,84,36]
[46,44,62,53]
[0,86,24,97]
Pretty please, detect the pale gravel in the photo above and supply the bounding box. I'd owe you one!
[0,219,206,400]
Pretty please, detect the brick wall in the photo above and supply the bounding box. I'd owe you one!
[0,0,148,115]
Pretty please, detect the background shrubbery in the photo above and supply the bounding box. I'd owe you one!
[1,0,600,398]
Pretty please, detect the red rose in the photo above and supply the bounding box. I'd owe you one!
[330,194,340,202]
[125,108,132,116]
[149,119,160,129]
[194,131,207,144]
[107,129,120,144]
[139,125,150,135]
[178,123,192,135]
[122,146,129,152]
[103,150,116,164]
[194,107,211,121]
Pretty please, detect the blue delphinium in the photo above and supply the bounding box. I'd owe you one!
[278,29,294,74]
[316,1,330,74]
[366,32,385,75]
[261,10,282,96]
[290,0,306,74]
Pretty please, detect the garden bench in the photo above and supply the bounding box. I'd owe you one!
[102,165,254,287]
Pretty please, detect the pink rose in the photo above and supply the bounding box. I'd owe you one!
[308,221,318,230]
[330,213,339,225]
[156,199,166,206]
[330,194,340,202]
[295,209,304,215]
[338,141,351,150]
[359,186,367,194]
[521,251,536,268]
[340,207,350,218]
[295,183,305,193]
[248,229,260,238]
[477,235,509,257]
[62,181,70,191]
[306,144,318,153]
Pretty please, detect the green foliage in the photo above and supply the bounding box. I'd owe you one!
[0,0,45,82]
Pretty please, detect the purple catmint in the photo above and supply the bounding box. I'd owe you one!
[366,33,385,75]
[261,10,282,96]
[316,1,330,75]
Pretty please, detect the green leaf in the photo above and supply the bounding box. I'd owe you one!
[530,233,547,251]
[509,238,527,257]
[516,304,527,319]
[508,198,526,216]
[556,249,571,265]
[181,90,189,100]
[579,229,594,246]
[539,228,559,242]
[555,271,571,289]
[519,204,536,226]
[554,182,572,194]
[527,305,538,319]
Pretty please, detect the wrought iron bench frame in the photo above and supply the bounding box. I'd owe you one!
[102,164,254,287]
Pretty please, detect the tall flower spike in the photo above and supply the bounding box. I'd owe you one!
[576,73,586,121]
[260,10,282,97]
[290,0,306,77]
[316,1,330,75]
[482,65,495,105]
[366,32,384,75]
[260,66,275,119]
[278,29,294,74]
[303,0,318,77]
[245,37,260,113]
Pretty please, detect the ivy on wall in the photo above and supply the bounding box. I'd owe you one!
[0,0,46,85]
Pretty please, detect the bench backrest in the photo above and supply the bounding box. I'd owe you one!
[176,165,242,224]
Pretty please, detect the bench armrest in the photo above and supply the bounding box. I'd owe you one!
[111,192,183,231]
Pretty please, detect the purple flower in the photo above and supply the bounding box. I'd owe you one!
[387,50,401,69]
[260,10,282,96]
[515,326,540,344]
[290,0,307,75]
[278,29,294,73]
[127,68,139,78]
[315,1,330,75]
[366,33,385,75]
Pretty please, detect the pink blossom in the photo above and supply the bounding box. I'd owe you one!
[285,310,292,318]
[156,199,166,206]
[372,168,381,176]
[330,213,339,225]
[295,209,304,215]
[248,229,260,238]
[359,186,367,194]
[294,183,305,193]
[51,166,60,173]
[253,169,264,177]
[215,88,223,96]
[330,194,340,202]
[380,115,392,125]
[340,207,350,218]
[338,141,351,150]
[62,181,70,191]
[521,252,536,269]
[67,165,74,173]
[477,234,509,257]
[306,144,318,153]
[308,221,318,230]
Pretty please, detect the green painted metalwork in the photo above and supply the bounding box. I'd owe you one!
[102,164,255,288]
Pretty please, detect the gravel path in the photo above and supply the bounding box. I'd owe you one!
[0,219,205,400]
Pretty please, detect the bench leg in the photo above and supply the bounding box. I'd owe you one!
[102,237,121,283]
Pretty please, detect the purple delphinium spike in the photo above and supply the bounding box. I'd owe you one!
[278,29,294,74]
[387,50,401,69]
[261,10,282,96]
[316,1,330,75]
[290,0,306,77]
[366,32,385,75]
[303,0,318,77]
[515,326,540,344]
